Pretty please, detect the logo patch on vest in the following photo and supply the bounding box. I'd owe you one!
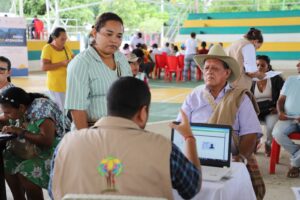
[97,156,123,193]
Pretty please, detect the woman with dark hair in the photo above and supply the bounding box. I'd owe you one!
[41,27,74,111]
[251,55,284,156]
[65,12,132,130]
[0,56,14,93]
[227,27,266,90]
[0,87,70,199]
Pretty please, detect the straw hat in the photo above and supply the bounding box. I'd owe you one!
[193,44,240,82]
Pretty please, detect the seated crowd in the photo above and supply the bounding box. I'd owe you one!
[1,11,300,200]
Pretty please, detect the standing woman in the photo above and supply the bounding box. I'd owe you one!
[65,12,132,130]
[0,56,14,93]
[227,27,266,90]
[41,27,74,111]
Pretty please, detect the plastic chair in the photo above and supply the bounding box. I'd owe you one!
[166,56,182,82]
[269,132,300,174]
[154,54,167,80]
[177,55,184,81]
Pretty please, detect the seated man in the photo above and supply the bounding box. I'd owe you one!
[177,44,265,200]
[50,77,201,200]
[272,60,300,178]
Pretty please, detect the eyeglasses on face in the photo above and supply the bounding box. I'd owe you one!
[0,67,8,72]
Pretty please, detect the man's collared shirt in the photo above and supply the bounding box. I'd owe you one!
[65,46,132,122]
[177,83,262,153]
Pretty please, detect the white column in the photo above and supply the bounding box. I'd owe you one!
[19,0,24,17]
[160,0,164,47]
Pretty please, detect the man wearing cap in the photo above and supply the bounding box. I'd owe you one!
[127,53,148,85]
[177,44,264,199]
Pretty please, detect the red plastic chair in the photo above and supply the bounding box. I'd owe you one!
[269,132,300,174]
[166,56,182,82]
[154,54,167,79]
[177,55,184,81]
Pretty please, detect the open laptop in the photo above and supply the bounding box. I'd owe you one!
[171,122,232,181]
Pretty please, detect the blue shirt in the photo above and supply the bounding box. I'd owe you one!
[281,75,300,116]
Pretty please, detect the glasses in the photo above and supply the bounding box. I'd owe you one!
[0,67,8,73]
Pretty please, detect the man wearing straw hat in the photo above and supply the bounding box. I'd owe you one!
[177,44,265,200]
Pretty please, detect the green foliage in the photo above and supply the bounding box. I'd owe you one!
[23,0,46,16]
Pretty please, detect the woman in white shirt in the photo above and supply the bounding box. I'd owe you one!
[250,55,284,156]
[227,28,266,90]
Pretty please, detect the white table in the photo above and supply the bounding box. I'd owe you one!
[173,162,256,200]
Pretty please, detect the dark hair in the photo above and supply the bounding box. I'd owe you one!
[107,77,151,119]
[48,27,66,44]
[201,41,207,48]
[0,56,11,82]
[0,87,48,109]
[123,43,129,50]
[132,48,144,59]
[165,42,169,47]
[244,28,263,43]
[173,45,179,53]
[152,43,158,48]
[256,55,273,71]
[191,32,196,38]
[137,32,142,38]
[94,12,123,32]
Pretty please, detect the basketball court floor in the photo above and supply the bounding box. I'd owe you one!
[6,72,300,200]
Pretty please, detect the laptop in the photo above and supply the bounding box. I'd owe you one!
[171,122,232,181]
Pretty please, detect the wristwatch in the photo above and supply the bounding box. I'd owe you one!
[239,154,248,165]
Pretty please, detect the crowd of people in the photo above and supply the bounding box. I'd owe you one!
[0,11,300,200]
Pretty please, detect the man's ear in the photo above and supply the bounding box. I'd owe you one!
[134,105,148,129]
[226,68,232,79]
[91,28,97,38]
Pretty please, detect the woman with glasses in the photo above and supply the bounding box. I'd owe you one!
[41,27,74,112]
[65,12,132,130]
[0,56,14,93]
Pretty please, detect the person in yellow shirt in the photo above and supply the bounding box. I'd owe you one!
[41,27,74,111]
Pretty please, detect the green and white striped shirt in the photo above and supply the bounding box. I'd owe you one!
[65,46,132,122]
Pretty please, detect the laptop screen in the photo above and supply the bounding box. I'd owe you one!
[171,123,232,167]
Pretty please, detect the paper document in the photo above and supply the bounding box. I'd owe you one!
[292,187,300,200]
[0,133,16,139]
[252,71,282,81]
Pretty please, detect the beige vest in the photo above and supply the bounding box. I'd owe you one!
[52,117,173,200]
[227,38,253,90]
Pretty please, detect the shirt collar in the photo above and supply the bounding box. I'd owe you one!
[94,116,141,131]
[297,75,300,80]
[204,82,232,99]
